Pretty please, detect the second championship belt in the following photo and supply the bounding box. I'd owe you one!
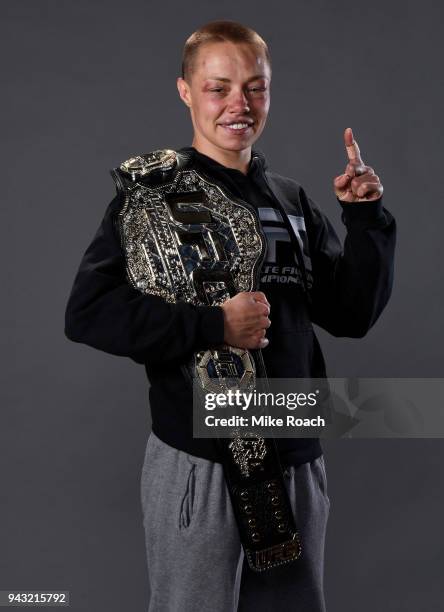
[112,149,302,571]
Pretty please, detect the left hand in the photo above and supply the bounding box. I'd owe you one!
[334,127,384,203]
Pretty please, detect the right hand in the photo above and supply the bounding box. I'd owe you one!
[221,291,271,350]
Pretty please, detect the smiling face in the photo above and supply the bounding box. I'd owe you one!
[177,41,271,167]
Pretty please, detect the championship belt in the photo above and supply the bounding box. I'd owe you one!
[111,149,302,571]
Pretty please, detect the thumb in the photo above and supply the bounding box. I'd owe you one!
[252,291,270,307]
[334,173,351,189]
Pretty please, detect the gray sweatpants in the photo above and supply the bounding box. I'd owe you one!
[140,432,330,612]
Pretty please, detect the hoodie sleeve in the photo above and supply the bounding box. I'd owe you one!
[64,195,226,365]
[300,187,396,338]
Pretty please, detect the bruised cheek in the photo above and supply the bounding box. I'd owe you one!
[193,93,224,128]
[254,96,270,115]
[209,102,225,120]
[202,94,225,115]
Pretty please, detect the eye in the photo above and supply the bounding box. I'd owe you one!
[248,87,267,92]
[209,88,224,93]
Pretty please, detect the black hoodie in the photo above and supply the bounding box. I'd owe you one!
[64,145,396,467]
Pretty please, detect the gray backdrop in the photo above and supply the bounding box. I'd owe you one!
[2,1,443,610]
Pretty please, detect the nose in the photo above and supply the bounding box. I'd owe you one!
[228,88,250,114]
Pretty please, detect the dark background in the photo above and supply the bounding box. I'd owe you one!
[2,1,443,610]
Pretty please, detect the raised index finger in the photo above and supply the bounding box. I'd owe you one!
[344,127,363,163]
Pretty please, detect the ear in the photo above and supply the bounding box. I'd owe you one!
[177,77,191,108]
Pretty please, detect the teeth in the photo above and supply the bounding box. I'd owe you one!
[226,123,250,129]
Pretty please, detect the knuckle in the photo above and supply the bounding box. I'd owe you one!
[260,304,269,317]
